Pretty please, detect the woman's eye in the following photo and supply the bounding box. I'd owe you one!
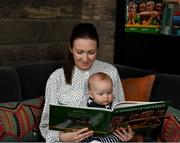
[89,52,95,55]
[77,51,83,54]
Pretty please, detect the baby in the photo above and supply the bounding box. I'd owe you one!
[87,72,113,109]
[84,72,120,142]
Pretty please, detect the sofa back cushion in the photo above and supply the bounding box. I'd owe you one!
[114,64,154,79]
[0,67,21,103]
[122,74,156,101]
[15,60,63,100]
[150,73,180,110]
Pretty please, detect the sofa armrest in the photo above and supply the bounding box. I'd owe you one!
[0,67,21,103]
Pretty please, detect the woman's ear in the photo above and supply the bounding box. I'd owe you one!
[88,91,93,98]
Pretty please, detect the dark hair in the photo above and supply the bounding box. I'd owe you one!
[63,23,99,85]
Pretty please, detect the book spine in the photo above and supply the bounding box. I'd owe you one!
[161,2,174,35]
[174,10,180,16]
[171,5,180,35]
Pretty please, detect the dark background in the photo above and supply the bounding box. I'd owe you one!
[114,0,180,75]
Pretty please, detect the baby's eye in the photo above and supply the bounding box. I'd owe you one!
[98,93,104,96]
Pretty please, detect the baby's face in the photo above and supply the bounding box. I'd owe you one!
[89,79,113,106]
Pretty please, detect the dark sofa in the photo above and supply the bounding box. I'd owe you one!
[115,64,180,110]
[0,60,63,142]
[0,60,180,142]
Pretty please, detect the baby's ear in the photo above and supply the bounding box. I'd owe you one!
[88,91,93,98]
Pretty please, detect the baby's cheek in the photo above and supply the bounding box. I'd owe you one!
[109,96,113,102]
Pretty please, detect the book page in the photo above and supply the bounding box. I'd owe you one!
[112,101,165,110]
[56,104,112,111]
[108,101,169,134]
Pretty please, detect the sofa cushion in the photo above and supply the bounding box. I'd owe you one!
[161,113,180,142]
[15,60,63,100]
[122,74,155,101]
[0,67,21,103]
[0,96,44,141]
[114,64,154,79]
[150,73,180,109]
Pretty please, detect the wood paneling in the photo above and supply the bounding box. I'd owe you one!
[0,19,80,44]
[0,0,82,19]
[0,0,116,66]
[0,42,68,66]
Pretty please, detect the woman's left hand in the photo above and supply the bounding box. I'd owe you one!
[113,125,134,141]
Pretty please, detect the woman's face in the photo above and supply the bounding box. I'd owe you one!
[71,38,97,70]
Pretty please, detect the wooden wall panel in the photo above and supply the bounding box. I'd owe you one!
[0,0,116,66]
[0,0,82,19]
[0,19,80,44]
[0,42,68,66]
[82,0,116,21]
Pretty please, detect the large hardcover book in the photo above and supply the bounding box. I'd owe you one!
[49,101,170,135]
[125,0,163,34]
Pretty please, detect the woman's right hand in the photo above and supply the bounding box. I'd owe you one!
[113,125,134,141]
[59,128,93,142]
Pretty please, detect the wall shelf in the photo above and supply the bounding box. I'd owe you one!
[114,0,180,75]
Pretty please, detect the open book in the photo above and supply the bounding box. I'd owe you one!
[49,101,170,135]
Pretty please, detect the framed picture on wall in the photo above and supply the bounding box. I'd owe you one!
[114,0,180,75]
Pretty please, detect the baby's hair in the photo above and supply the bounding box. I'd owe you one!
[88,72,112,90]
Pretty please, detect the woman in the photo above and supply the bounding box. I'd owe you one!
[39,23,134,142]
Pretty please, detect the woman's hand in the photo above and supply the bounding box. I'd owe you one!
[113,125,134,141]
[59,128,93,142]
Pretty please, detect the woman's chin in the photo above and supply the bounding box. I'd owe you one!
[78,64,92,70]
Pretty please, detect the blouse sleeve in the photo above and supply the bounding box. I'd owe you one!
[113,67,125,103]
[39,73,61,142]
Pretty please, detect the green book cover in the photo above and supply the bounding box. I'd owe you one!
[49,105,112,135]
[49,101,170,135]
